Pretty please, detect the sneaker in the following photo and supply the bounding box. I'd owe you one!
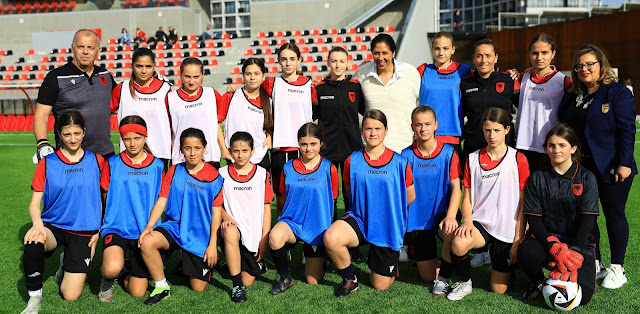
[98,278,115,302]
[399,246,409,263]
[432,276,451,295]
[595,260,608,281]
[144,286,171,305]
[447,279,472,301]
[334,277,359,297]
[471,252,491,268]
[522,281,543,300]
[269,276,293,295]
[21,295,42,314]
[54,252,64,284]
[601,264,627,289]
[231,285,247,303]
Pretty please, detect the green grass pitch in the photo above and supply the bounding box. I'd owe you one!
[1,127,639,313]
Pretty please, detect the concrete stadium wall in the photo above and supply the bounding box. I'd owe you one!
[250,0,386,34]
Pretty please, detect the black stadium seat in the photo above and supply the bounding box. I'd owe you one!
[339,28,346,34]
[225,78,232,84]
[218,50,225,56]
[204,69,211,75]
[285,31,292,36]
[167,61,174,67]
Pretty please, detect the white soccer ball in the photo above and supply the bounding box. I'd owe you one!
[542,278,582,312]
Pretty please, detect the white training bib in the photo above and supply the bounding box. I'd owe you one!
[219,165,267,252]
[516,69,566,153]
[469,147,520,243]
[271,76,312,149]
[117,80,172,159]
[224,89,269,164]
[168,87,220,164]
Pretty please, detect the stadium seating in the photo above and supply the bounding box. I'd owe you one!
[1,0,77,14]
[122,0,188,9]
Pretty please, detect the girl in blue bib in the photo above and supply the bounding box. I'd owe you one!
[138,128,224,305]
[99,115,164,301]
[268,123,339,295]
[22,111,106,312]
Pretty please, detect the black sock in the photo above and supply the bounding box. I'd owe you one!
[439,258,453,279]
[230,273,243,287]
[23,243,45,291]
[338,264,356,281]
[451,252,471,282]
[270,246,291,278]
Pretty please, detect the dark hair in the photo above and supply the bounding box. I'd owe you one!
[297,122,324,142]
[370,33,396,53]
[432,32,454,46]
[55,111,86,135]
[277,43,303,75]
[180,57,204,74]
[119,115,152,153]
[473,39,498,55]
[242,58,274,132]
[328,46,349,59]
[569,44,618,94]
[480,107,511,130]
[129,48,156,99]
[411,105,437,122]
[362,109,388,128]
[230,131,254,149]
[544,123,582,163]
[179,127,207,148]
[528,33,556,52]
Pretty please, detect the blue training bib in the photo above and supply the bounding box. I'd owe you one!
[419,63,470,137]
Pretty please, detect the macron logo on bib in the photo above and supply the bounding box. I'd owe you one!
[287,89,304,94]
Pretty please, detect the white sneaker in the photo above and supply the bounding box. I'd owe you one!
[21,295,42,314]
[399,246,409,263]
[98,278,115,302]
[54,252,64,284]
[447,279,473,301]
[432,276,450,295]
[601,264,627,289]
[471,251,491,268]
[595,260,608,280]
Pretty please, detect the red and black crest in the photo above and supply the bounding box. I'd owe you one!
[572,184,583,196]
[348,92,356,103]
[104,234,113,245]
[99,74,107,86]
[496,82,505,93]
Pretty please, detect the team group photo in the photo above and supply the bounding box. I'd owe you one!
[1,0,639,313]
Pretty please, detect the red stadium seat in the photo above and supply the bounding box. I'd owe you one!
[206,41,215,49]
[270,66,279,74]
[106,63,115,69]
[263,48,272,55]
[0,115,6,131]
[300,46,309,54]
[353,36,362,43]
[4,4,14,14]
[244,49,253,56]
[221,33,230,40]
[123,45,132,52]
[223,41,232,48]
[366,27,375,33]
[346,28,356,34]
[265,57,275,64]
[23,2,32,13]
[107,38,116,45]
[296,38,305,45]
[22,65,31,72]
[304,56,313,63]
[207,50,216,57]
[385,26,395,32]
[315,37,324,44]
[14,3,23,14]
[7,65,15,72]
[0,5,5,15]
[334,37,343,43]
[15,114,26,131]
[156,52,165,59]
[175,60,182,67]
[41,2,49,12]
[110,115,118,131]
[59,48,68,54]
[108,46,116,52]
[47,114,55,131]
[26,49,35,56]
[40,56,50,63]
[357,44,367,51]
[257,32,265,38]
[260,40,268,47]
[155,44,165,50]
[188,34,197,41]
[233,77,243,84]
[5,114,16,131]
[172,43,181,50]
[364,54,372,61]
[50,2,59,12]
[275,31,283,37]
[157,61,166,68]
[292,30,301,37]
[59,1,68,12]
[0,50,5,56]
[68,0,76,10]
[19,74,28,80]
[230,67,241,75]
[310,29,319,36]
[349,64,358,72]
[189,42,198,49]
[329,28,338,35]
[209,59,218,66]
[174,51,182,58]
[123,71,131,78]
[277,39,287,46]
[24,115,35,131]
[107,54,116,60]
[36,73,45,80]
[319,46,328,53]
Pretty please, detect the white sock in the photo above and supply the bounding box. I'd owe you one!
[28,289,42,297]
[155,278,168,288]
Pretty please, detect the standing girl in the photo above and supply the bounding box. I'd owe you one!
[268,123,339,295]
[518,123,598,306]
[446,107,529,301]
[167,57,226,167]
[22,111,105,313]
[111,48,172,167]
[219,58,273,170]
[416,32,470,149]
[138,128,223,305]
[98,116,165,302]
[219,131,273,303]
[324,109,416,296]
[400,106,462,290]
[515,33,571,173]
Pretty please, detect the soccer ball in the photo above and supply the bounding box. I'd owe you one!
[542,278,582,311]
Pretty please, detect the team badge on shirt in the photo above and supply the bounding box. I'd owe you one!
[572,184,583,196]
[601,103,609,114]
[349,92,356,103]
[496,82,505,93]
[99,74,107,86]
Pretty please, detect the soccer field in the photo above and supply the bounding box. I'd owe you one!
[1,128,639,313]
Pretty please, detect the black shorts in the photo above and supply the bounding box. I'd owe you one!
[103,233,149,278]
[473,221,512,273]
[46,224,93,274]
[405,213,447,262]
[271,150,300,195]
[239,242,268,276]
[343,216,400,278]
[156,227,213,282]
[288,234,327,258]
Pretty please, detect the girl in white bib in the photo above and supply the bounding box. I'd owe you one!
[446,107,529,301]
